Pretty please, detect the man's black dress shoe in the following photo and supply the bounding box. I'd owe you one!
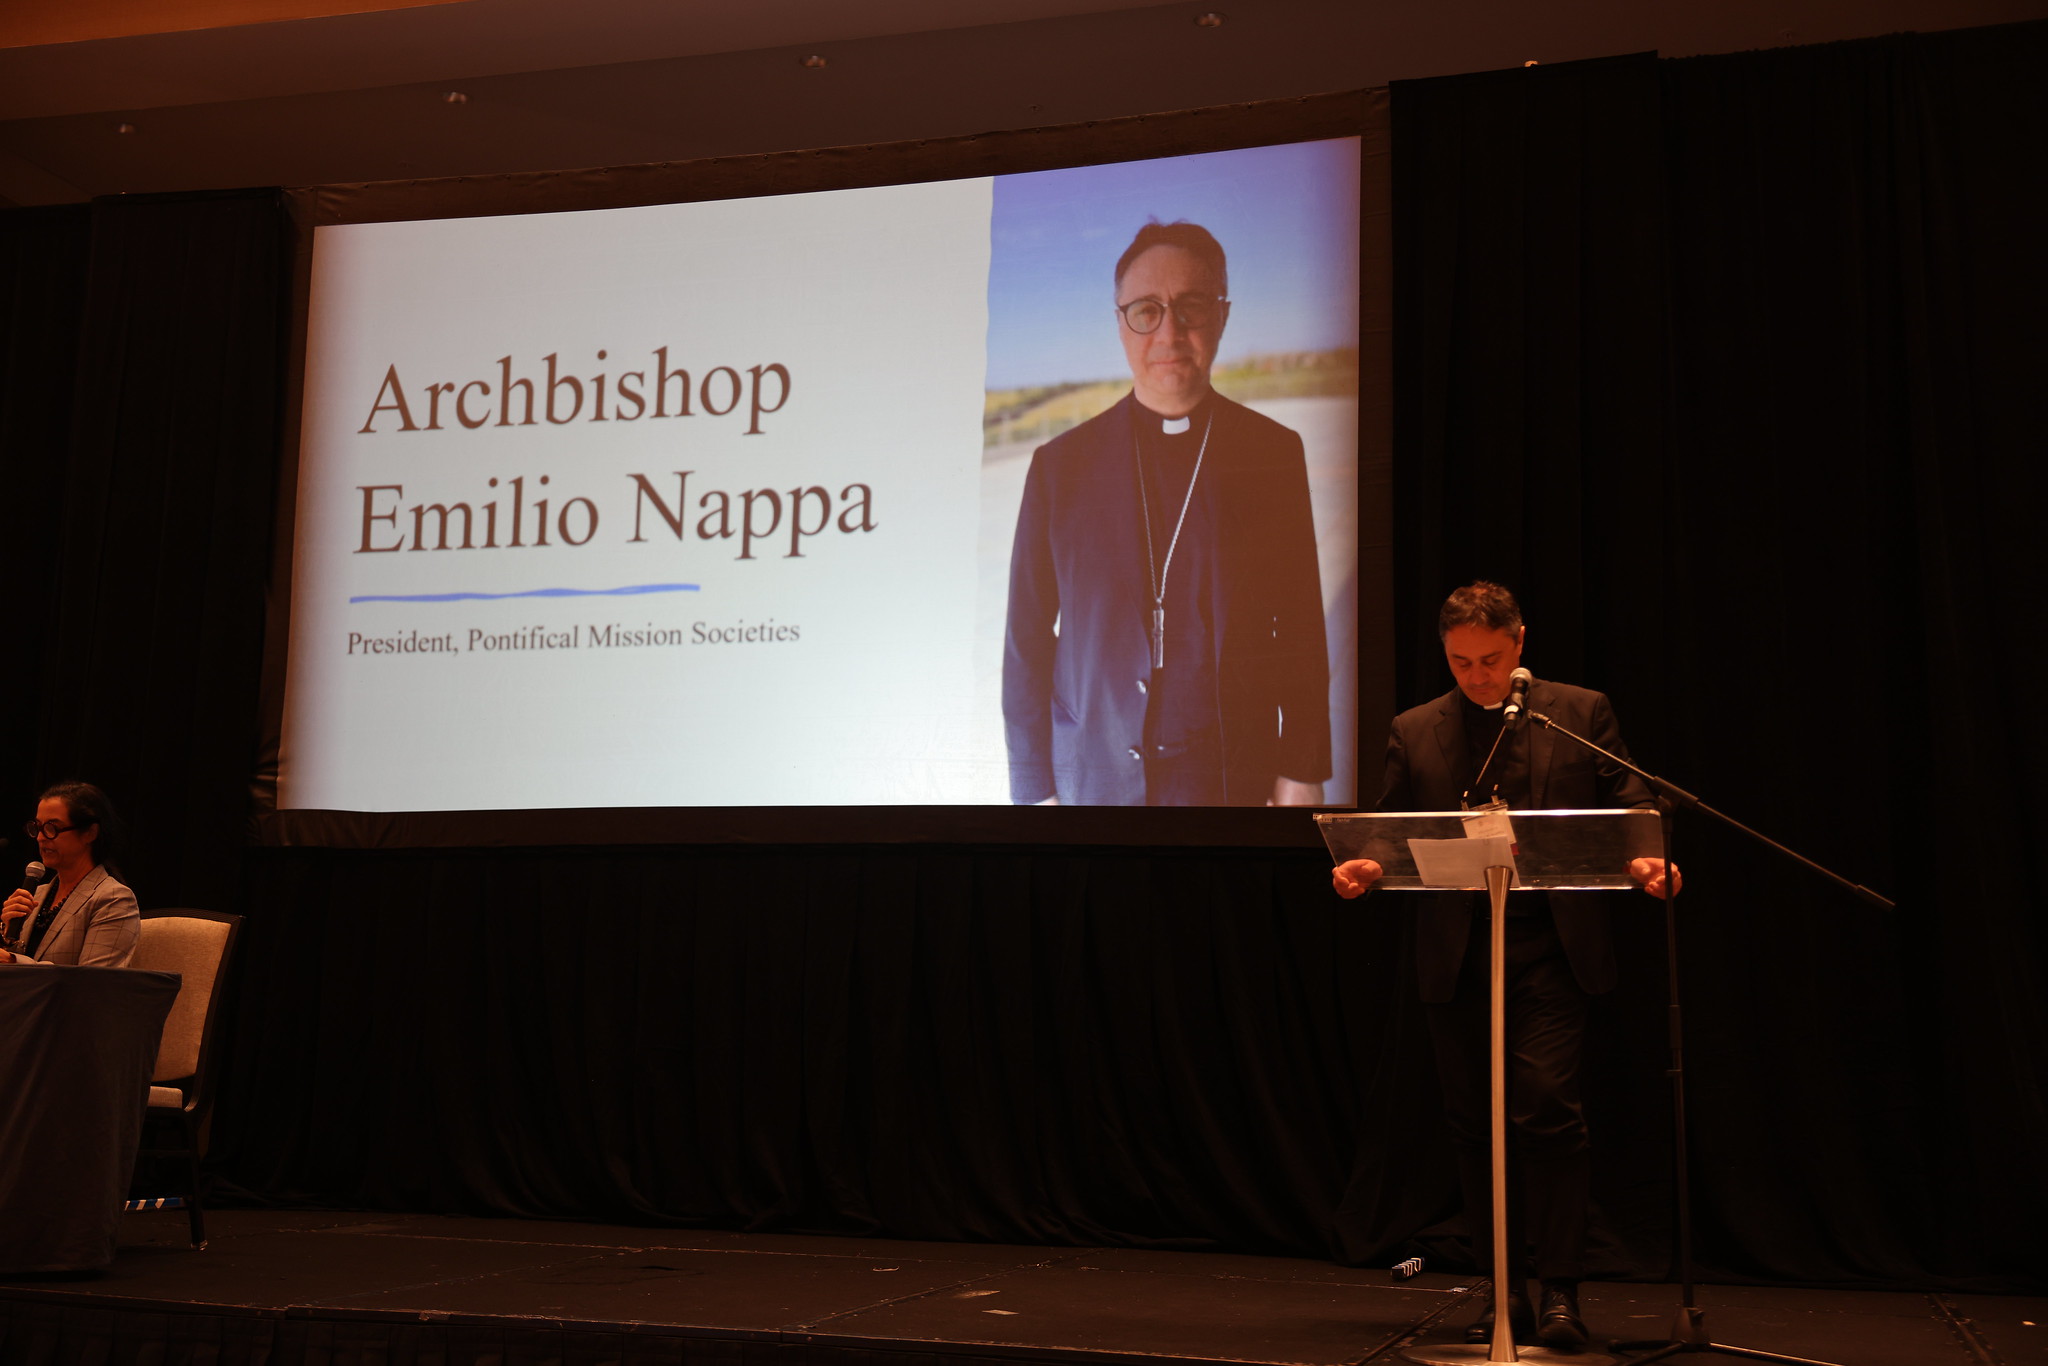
[1463,1281,1535,1344]
[1536,1280,1590,1352]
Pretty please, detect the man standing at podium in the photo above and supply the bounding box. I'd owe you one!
[1331,581,1677,1351]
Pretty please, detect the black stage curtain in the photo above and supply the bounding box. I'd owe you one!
[212,845,1421,1259]
[1,24,2043,1294]
[0,205,89,810]
[1391,23,2047,1288]
[0,189,286,908]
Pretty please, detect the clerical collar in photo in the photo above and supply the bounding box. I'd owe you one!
[1134,393,1213,435]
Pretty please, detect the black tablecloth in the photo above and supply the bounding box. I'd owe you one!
[0,967,179,1273]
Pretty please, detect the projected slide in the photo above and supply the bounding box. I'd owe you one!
[281,138,1361,811]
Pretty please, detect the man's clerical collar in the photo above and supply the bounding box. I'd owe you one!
[1133,391,1213,435]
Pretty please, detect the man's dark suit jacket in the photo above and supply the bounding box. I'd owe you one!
[1378,678,1656,1003]
[1003,392,1331,805]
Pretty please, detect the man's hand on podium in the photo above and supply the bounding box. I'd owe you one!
[1629,857,1682,899]
[1332,859,1384,899]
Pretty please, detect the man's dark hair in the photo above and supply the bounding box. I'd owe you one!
[40,780,126,877]
[1437,581,1524,640]
[1113,220,1229,298]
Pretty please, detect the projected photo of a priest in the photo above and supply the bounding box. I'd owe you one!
[1002,220,1331,806]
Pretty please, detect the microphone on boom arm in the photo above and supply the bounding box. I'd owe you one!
[1500,667,1533,728]
[1463,668,1534,809]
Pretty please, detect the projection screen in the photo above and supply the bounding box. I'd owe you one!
[277,133,1369,820]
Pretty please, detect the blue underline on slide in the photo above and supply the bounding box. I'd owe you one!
[348,583,701,604]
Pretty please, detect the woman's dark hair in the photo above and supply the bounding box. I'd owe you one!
[40,780,125,877]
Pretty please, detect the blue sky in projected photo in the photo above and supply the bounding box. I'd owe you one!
[985,138,1360,390]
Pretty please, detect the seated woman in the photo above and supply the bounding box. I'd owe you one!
[0,782,139,967]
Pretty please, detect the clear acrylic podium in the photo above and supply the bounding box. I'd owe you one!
[1317,809,1663,1365]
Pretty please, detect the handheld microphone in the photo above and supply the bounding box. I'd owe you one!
[5,862,46,950]
[1501,668,1533,727]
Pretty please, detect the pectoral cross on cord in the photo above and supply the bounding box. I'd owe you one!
[1135,411,1214,671]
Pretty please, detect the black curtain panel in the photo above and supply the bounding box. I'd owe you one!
[207,843,1406,1259]
[0,205,90,814]
[27,189,287,909]
[1646,25,2048,1290]
[1389,52,1667,701]
[0,22,2042,1295]
[1388,23,2048,1288]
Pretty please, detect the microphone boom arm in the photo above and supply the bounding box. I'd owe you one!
[1525,709,1895,909]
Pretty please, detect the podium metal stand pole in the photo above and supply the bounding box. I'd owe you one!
[1401,865,1610,1366]
[1485,863,1516,1365]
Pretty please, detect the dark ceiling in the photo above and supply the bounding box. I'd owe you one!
[3,0,2043,205]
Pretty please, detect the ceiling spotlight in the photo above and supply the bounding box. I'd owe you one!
[1195,11,1224,26]
[802,54,827,68]
[443,91,469,104]
[116,122,136,133]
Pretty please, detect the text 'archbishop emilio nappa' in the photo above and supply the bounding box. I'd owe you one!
[349,349,878,561]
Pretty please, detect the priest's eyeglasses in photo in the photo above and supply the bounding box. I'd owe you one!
[1116,292,1228,334]
[23,820,77,840]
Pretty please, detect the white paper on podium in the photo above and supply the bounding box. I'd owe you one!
[1407,835,1519,889]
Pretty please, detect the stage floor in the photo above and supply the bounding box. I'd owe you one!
[0,1210,2039,1366]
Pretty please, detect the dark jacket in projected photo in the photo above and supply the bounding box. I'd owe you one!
[1377,677,1656,1003]
[1002,391,1331,806]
